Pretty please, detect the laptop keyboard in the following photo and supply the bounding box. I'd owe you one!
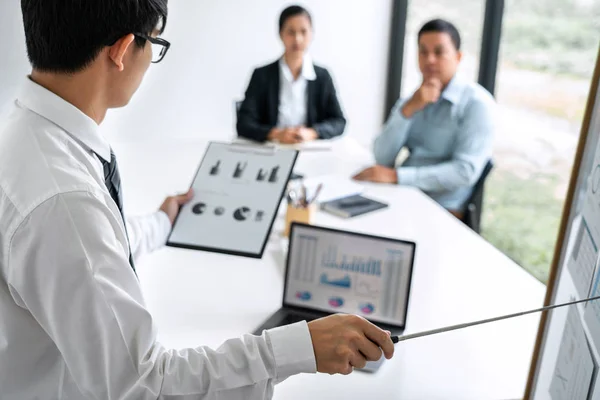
[279,313,316,326]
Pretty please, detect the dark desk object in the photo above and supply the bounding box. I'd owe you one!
[289,172,304,181]
[321,194,388,218]
[462,160,494,234]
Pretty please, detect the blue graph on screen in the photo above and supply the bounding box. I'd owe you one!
[292,233,407,319]
[320,273,352,288]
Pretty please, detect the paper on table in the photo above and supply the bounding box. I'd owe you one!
[273,140,333,152]
[232,137,333,152]
[549,306,596,400]
[585,259,600,352]
[567,217,599,299]
[299,174,364,203]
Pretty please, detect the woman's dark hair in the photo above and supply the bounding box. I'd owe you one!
[279,5,312,32]
[21,0,168,73]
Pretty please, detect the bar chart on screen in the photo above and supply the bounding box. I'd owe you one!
[381,249,405,317]
[293,234,319,283]
[321,245,383,276]
[290,233,407,315]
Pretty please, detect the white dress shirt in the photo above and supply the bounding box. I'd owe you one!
[276,55,316,128]
[0,78,316,399]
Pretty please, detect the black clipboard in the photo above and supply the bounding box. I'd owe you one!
[167,141,299,258]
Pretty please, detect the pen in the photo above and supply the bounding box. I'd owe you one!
[300,184,307,207]
[308,183,323,205]
[390,294,600,344]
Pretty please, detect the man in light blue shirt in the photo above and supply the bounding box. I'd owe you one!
[354,19,495,217]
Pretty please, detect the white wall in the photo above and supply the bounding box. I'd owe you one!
[0,1,29,117]
[1,1,393,146]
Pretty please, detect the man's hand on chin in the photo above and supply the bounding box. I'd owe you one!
[352,166,398,184]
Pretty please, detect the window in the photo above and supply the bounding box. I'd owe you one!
[481,0,600,282]
[400,0,485,98]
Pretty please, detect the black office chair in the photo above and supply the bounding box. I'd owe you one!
[234,100,243,121]
[233,100,243,134]
[461,160,494,234]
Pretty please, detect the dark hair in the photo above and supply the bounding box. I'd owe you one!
[418,19,461,50]
[279,5,312,32]
[21,0,168,73]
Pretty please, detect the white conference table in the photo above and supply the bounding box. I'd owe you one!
[114,136,546,400]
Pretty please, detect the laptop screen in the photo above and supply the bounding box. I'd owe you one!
[283,223,416,327]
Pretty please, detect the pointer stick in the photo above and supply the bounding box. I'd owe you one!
[391,295,600,343]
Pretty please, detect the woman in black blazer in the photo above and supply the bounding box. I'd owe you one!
[237,5,346,144]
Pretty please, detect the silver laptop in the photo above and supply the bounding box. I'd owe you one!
[254,223,416,371]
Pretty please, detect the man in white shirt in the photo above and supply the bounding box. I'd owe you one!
[0,1,394,399]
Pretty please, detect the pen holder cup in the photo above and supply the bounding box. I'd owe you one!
[284,203,317,237]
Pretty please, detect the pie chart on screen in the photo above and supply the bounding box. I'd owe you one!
[233,207,251,221]
[360,303,375,314]
[296,291,312,301]
[329,297,344,308]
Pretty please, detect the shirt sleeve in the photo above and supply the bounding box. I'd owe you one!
[396,97,495,194]
[7,190,316,400]
[373,98,413,167]
[126,211,171,262]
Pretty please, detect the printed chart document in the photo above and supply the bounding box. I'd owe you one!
[567,217,599,298]
[167,142,298,258]
[550,307,596,400]
[585,261,600,351]
[582,136,600,245]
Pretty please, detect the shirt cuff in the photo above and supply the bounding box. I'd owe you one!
[394,99,413,120]
[266,321,317,379]
[397,166,419,186]
[155,211,172,244]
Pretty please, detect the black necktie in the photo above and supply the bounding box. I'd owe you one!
[100,150,136,273]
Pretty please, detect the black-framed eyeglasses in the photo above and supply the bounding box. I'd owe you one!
[134,33,171,64]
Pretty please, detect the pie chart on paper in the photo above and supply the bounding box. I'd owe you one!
[233,207,251,221]
[214,207,225,216]
[192,203,207,215]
